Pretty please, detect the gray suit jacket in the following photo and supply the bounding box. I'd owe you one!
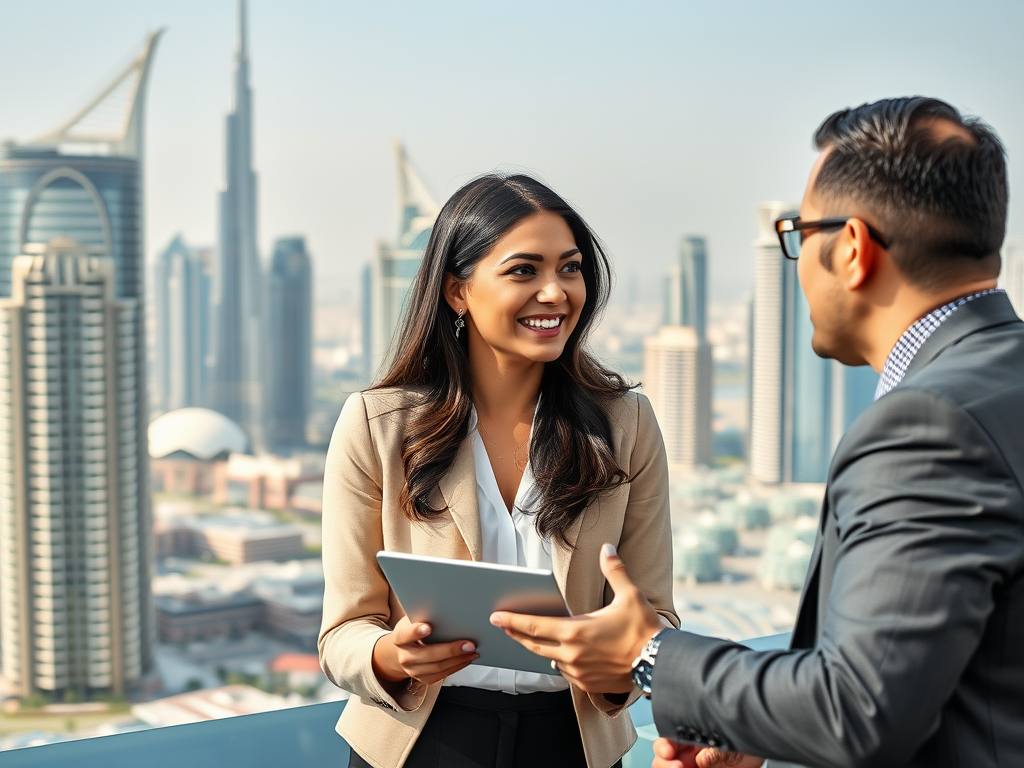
[651,292,1024,768]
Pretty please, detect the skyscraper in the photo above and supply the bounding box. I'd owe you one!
[664,235,708,340]
[210,0,263,448]
[266,236,312,451]
[748,202,877,485]
[0,243,146,698]
[366,141,439,376]
[152,235,213,413]
[1002,240,1024,316]
[643,326,713,472]
[0,32,161,697]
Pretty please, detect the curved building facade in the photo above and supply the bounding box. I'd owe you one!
[0,31,160,699]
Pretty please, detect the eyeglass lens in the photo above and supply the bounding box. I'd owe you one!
[782,229,802,259]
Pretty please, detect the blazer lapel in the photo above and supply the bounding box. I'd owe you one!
[437,435,483,561]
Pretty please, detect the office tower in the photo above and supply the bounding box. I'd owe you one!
[1003,240,1024,316]
[266,237,312,450]
[0,243,147,699]
[367,141,439,375]
[0,33,160,698]
[748,203,877,485]
[644,326,713,472]
[210,0,264,448]
[664,236,708,340]
[360,262,372,382]
[152,236,213,413]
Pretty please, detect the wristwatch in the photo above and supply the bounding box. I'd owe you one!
[631,628,671,698]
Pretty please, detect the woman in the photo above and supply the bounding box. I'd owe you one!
[319,174,677,768]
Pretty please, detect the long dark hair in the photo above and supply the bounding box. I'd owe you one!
[374,173,632,545]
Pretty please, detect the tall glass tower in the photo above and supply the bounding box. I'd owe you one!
[210,0,264,449]
[0,32,161,698]
[266,236,312,450]
[664,235,708,340]
[152,235,213,413]
[367,141,438,377]
[749,202,878,485]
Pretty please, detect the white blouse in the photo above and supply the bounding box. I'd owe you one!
[443,405,569,694]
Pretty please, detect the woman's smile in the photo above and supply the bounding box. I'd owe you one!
[518,313,567,336]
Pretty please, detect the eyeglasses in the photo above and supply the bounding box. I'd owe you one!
[775,215,890,261]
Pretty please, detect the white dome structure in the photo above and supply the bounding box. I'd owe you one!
[149,408,250,460]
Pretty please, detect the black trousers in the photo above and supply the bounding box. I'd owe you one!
[348,686,623,768]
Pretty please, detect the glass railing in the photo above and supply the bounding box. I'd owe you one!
[2,633,790,768]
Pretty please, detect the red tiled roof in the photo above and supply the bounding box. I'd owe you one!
[269,653,322,674]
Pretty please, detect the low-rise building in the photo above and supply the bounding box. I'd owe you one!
[155,591,264,644]
[213,453,325,510]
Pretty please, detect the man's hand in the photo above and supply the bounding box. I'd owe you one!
[653,738,764,768]
[489,543,665,693]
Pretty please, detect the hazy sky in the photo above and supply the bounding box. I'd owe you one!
[2,0,1022,307]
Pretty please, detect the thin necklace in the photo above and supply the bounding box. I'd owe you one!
[476,422,529,472]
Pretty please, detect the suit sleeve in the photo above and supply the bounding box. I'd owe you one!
[317,392,426,712]
[591,393,680,716]
[650,388,1024,768]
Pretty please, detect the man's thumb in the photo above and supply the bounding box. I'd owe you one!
[600,543,635,594]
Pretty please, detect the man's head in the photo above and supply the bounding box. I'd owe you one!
[794,97,1007,368]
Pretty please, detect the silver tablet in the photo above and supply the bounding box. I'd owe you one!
[376,551,571,676]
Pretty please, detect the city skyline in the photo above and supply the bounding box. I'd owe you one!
[2,0,1023,308]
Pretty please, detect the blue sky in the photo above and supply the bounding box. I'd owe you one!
[2,0,1022,305]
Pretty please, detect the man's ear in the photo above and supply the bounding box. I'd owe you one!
[443,272,465,313]
[840,218,880,291]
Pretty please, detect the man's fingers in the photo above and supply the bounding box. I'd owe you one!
[654,738,681,758]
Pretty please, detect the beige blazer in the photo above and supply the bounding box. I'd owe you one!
[319,387,678,768]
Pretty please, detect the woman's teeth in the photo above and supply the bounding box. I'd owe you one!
[522,317,562,329]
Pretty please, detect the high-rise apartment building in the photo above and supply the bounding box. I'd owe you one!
[210,0,264,449]
[152,236,213,413]
[266,237,312,450]
[0,243,146,698]
[366,141,439,376]
[643,326,713,472]
[1002,240,1024,316]
[664,236,708,340]
[0,31,161,698]
[748,202,877,485]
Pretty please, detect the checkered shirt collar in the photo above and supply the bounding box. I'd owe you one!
[874,289,1004,400]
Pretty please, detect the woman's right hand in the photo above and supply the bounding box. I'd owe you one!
[372,616,480,686]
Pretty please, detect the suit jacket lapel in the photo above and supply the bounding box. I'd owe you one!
[437,436,483,561]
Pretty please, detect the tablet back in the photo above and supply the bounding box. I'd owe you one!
[376,551,570,676]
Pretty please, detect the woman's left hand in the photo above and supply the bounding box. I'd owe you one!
[490,542,665,693]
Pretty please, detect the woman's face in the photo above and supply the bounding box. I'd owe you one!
[449,210,587,367]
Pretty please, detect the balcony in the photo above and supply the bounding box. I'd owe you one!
[1,634,789,767]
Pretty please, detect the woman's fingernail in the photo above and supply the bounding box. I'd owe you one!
[418,625,430,636]
[602,543,618,559]
[462,642,475,653]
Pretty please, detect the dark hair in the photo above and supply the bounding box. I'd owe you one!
[812,97,1007,287]
[374,173,631,545]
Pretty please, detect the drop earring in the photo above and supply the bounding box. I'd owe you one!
[454,308,466,339]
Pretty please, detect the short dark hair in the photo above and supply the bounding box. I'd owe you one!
[813,97,1007,287]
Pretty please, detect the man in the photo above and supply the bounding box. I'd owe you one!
[491,97,1024,768]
